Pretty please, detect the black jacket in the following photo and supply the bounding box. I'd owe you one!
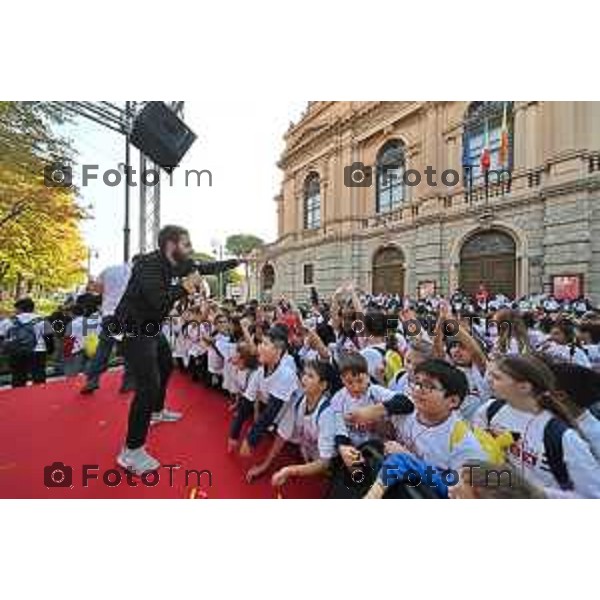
[114,251,240,331]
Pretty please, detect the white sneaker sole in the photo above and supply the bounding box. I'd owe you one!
[116,456,160,476]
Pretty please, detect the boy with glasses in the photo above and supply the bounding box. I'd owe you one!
[348,359,488,498]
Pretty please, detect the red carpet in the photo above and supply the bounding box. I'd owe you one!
[0,370,325,499]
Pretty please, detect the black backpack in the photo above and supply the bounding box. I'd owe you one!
[5,317,39,355]
[486,399,574,491]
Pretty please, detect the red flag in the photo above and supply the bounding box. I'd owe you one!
[480,116,491,172]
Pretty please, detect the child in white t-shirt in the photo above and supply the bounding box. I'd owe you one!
[538,356,600,461]
[473,355,600,498]
[327,353,397,497]
[246,360,336,487]
[351,358,488,499]
[203,313,231,388]
[239,326,300,456]
[227,341,260,453]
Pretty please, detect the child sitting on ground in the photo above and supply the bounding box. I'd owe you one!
[327,353,407,498]
[353,359,489,499]
[246,360,336,487]
[239,326,300,456]
[227,341,260,453]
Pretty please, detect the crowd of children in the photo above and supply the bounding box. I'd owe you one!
[163,282,600,499]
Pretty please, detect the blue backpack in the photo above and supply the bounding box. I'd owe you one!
[5,318,39,355]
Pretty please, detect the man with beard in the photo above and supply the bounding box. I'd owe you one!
[114,225,240,474]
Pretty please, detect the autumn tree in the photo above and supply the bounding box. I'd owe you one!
[0,102,87,295]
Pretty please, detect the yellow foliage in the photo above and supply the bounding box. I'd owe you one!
[0,102,87,292]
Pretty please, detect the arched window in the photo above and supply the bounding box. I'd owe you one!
[303,172,321,230]
[372,245,405,295]
[376,140,405,213]
[462,101,514,182]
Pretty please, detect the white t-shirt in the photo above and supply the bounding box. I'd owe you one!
[583,344,600,371]
[0,318,12,338]
[543,342,592,368]
[389,372,411,395]
[207,333,231,374]
[578,410,600,461]
[99,263,131,317]
[391,411,488,471]
[277,392,337,462]
[297,343,319,365]
[221,342,238,393]
[253,360,300,405]
[528,329,547,350]
[456,363,491,422]
[242,369,261,402]
[361,344,386,382]
[331,384,394,447]
[473,400,600,498]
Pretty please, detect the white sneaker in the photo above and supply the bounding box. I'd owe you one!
[151,408,183,425]
[116,447,160,475]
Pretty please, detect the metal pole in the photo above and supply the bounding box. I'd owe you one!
[124,101,131,262]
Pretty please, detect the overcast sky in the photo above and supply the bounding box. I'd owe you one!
[63,101,308,273]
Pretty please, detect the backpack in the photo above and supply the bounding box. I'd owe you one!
[485,399,574,490]
[370,346,403,386]
[384,349,404,386]
[5,317,39,355]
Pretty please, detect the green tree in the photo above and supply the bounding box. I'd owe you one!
[225,233,264,301]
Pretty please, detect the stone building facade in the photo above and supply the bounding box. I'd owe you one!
[250,101,600,305]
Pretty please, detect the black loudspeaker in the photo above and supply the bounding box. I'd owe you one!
[129,102,196,173]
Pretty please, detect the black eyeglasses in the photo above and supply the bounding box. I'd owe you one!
[412,379,445,393]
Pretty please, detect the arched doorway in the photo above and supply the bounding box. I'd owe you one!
[460,230,516,297]
[261,264,275,295]
[372,246,405,295]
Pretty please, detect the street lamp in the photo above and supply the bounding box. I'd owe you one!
[210,239,225,299]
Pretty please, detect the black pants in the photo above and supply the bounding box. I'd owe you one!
[123,333,173,449]
[189,354,208,383]
[9,351,47,387]
[229,397,255,440]
[85,319,134,389]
